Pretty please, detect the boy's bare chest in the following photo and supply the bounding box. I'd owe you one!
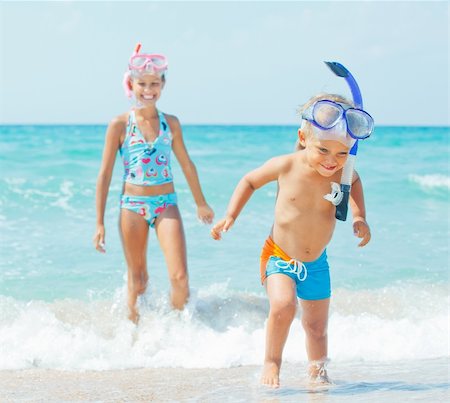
[278,173,338,210]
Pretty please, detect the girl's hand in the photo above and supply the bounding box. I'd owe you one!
[197,203,214,224]
[93,225,106,253]
[353,218,371,247]
[211,216,235,240]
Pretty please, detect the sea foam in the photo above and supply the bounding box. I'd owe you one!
[409,174,450,190]
[0,282,447,370]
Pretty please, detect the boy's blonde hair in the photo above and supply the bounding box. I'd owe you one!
[295,93,353,151]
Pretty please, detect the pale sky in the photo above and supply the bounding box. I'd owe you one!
[1,1,449,126]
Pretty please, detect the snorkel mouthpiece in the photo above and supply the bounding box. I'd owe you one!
[323,61,366,221]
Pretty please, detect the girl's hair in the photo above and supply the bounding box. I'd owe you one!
[295,93,353,151]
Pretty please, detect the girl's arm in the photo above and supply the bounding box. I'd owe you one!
[211,156,284,240]
[350,170,371,247]
[168,115,214,224]
[93,118,124,252]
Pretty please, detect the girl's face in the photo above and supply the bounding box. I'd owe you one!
[131,74,165,106]
[299,129,350,177]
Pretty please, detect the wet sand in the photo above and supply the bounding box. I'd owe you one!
[1,359,449,402]
[0,366,261,402]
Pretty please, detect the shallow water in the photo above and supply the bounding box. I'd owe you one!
[0,124,449,400]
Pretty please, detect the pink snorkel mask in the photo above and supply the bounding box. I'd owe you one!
[122,43,168,98]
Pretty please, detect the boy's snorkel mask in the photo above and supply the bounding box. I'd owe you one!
[122,43,168,99]
[308,62,374,221]
[301,99,373,148]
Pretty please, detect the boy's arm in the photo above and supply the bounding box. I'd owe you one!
[350,171,371,247]
[211,156,284,240]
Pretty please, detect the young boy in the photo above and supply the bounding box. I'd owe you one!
[211,93,371,387]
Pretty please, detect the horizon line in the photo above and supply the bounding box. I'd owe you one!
[1,122,449,129]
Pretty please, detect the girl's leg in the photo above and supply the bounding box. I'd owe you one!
[119,209,150,323]
[154,205,189,309]
[262,274,298,388]
[299,298,330,380]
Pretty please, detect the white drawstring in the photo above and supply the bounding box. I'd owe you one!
[275,258,307,281]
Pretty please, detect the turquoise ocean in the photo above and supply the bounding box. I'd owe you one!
[0,124,449,401]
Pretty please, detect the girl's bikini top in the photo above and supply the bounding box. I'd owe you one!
[120,110,173,186]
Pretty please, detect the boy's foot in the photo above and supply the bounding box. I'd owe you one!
[261,361,281,388]
[308,360,332,385]
[309,370,332,385]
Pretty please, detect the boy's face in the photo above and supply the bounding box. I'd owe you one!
[299,129,350,177]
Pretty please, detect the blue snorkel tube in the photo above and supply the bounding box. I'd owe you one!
[324,61,365,221]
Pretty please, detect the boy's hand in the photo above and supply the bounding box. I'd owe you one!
[210,216,235,240]
[353,218,371,247]
[197,203,214,224]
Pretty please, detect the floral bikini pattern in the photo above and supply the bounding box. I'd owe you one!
[120,193,178,228]
[119,110,177,227]
[120,111,173,186]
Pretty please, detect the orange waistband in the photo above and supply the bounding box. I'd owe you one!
[260,237,292,284]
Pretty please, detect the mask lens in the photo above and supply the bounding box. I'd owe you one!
[150,56,166,68]
[346,109,373,139]
[313,101,342,129]
[130,56,148,68]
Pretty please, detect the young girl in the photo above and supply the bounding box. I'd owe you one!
[211,93,372,387]
[93,43,214,323]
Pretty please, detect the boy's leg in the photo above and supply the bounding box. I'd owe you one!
[119,209,150,323]
[263,273,298,388]
[299,298,330,380]
[155,205,189,309]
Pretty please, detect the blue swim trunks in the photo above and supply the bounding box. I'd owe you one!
[264,250,331,301]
